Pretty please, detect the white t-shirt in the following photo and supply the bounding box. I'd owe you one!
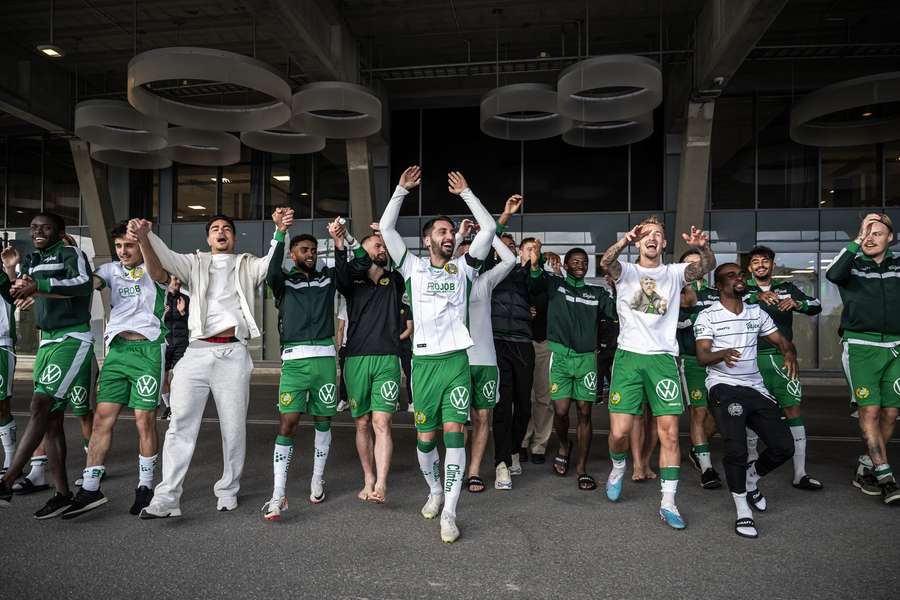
[693,301,778,398]
[615,260,688,355]
[396,251,480,357]
[336,293,348,348]
[204,254,246,339]
[95,261,167,348]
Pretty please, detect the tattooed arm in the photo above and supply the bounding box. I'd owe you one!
[600,225,645,281]
[681,226,716,282]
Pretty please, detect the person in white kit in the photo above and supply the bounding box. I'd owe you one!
[453,200,518,493]
[60,221,170,519]
[128,212,280,518]
[0,245,19,476]
[378,166,496,543]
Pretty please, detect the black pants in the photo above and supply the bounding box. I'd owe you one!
[710,384,794,493]
[399,345,413,407]
[493,339,535,467]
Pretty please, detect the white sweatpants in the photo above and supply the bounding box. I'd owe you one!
[152,341,252,509]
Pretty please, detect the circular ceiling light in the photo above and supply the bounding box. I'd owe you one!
[127,47,292,132]
[240,123,325,154]
[562,113,653,148]
[75,100,167,152]
[480,83,571,141]
[166,128,240,166]
[790,72,900,146]
[290,82,382,139]
[557,55,662,122]
[90,145,172,170]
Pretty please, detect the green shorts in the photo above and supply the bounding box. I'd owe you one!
[34,337,95,415]
[680,355,708,408]
[842,339,900,409]
[548,342,597,403]
[96,337,165,411]
[344,354,401,418]
[278,356,338,416]
[0,346,14,400]
[411,350,471,432]
[470,364,499,410]
[608,348,684,417]
[758,352,802,409]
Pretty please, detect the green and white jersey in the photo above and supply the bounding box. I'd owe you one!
[395,250,481,357]
[0,272,15,348]
[95,261,168,349]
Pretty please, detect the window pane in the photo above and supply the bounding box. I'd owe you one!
[315,141,349,219]
[821,145,880,207]
[762,253,819,370]
[757,99,818,209]
[269,161,291,213]
[175,165,217,221]
[43,138,80,226]
[391,109,421,216]
[630,110,663,211]
[885,143,900,207]
[220,163,254,219]
[711,97,755,209]
[7,137,42,227]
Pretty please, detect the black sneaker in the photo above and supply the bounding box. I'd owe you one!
[0,479,12,507]
[34,492,74,520]
[61,488,108,520]
[853,468,881,496]
[687,448,702,473]
[881,479,900,505]
[700,467,723,489]
[130,486,154,515]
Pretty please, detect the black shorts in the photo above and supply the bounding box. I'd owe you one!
[165,344,187,371]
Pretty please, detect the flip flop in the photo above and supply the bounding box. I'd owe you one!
[553,454,569,476]
[466,476,485,493]
[13,477,49,495]
[577,474,597,491]
[792,475,823,491]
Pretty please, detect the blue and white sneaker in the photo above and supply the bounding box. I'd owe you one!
[606,476,623,502]
[659,506,686,530]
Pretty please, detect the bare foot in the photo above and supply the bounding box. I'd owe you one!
[632,464,648,481]
[368,484,386,504]
[645,468,658,480]
[358,482,373,501]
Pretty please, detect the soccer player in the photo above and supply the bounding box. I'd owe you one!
[600,216,715,529]
[134,212,278,518]
[677,249,722,489]
[528,246,615,491]
[263,211,341,520]
[826,213,900,504]
[378,166,496,543]
[695,263,797,538]
[0,245,18,476]
[61,221,170,518]
[0,213,95,519]
[744,246,822,490]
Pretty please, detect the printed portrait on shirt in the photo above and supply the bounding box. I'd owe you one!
[630,276,668,315]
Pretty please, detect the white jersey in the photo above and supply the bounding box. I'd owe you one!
[95,262,167,348]
[615,260,688,355]
[467,239,517,366]
[0,293,13,348]
[396,251,480,357]
[693,301,778,398]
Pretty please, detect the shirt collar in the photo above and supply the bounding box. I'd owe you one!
[39,240,63,257]
[565,274,585,288]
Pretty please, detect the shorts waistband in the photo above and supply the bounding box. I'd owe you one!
[202,336,239,344]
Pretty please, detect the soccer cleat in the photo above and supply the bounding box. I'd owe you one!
[881,479,900,505]
[217,496,238,512]
[129,486,154,515]
[262,496,288,521]
[700,468,723,489]
[853,468,882,496]
[440,515,460,543]
[0,479,12,507]
[747,488,767,512]
[309,479,326,504]
[734,517,758,539]
[34,492,74,520]
[495,463,512,490]
[606,476,623,502]
[509,454,522,476]
[421,494,444,519]
[687,448,702,473]
[659,506,686,530]
[61,488,108,520]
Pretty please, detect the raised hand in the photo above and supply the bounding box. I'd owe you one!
[369,222,381,236]
[857,213,884,241]
[399,166,421,190]
[1,246,20,269]
[447,171,469,195]
[282,208,295,231]
[128,218,152,242]
[623,224,647,245]
[544,251,562,275]
[272,207,287,232]
[176,296,187,316]
[681,225,709,248]
[330,217,347,241]
[459,218,476,238]
[504,194,523,216]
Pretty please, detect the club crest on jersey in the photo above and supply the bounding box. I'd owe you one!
[279,392,293,407]
[727,403,743,416]
[550,383,559,394]
[445,263,458,275]
[379,277,391,286]
[690,389,703,401]
[127,266,144,280]
[855,386,870,400]
[415,411,427,425]
[610,391,621,405]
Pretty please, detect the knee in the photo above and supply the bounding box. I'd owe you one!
[355,415,371,431]
[576,404,592,421]
[134,413,157,437]
[771,436,795,463]
[29,395,52,414]
[372,417,390,436]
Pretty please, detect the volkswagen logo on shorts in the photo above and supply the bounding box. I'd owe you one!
[380,380,399,402]
[727,402,743,416]
[786,379,802,398]
[481,380,496,400]
[655,379,680,404]
[318,383,337,406]
[39,364,62,385]
[136,375,159,397]
[0,374,4,390]
[68,385,87,406]
[893,378,900,396]
[449,386,469,410]
[583,372,597,392]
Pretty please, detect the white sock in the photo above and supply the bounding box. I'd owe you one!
[138,454,158,488]
[312,429,331,482]
[28,455,48,484]
[698,450,712,471]
[660,477,678,509]
[858,454,874,475]
[790,424,807,482]
[746,462,761,492]
[417,447,443,496]
[442,447,466,520]
[82,465,104,492]
[273,441,294,498]
[746,429,759,462]
[0,419,15,469]
[608,455,627,485]
[732,492,752,521]
[160,392,170,408]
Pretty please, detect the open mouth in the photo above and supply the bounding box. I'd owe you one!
[34,236,47,243]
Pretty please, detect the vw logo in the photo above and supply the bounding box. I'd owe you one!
[0,374,4,390]
[894,378,900,396]
[449,386,470,410]
[136,375,159,397]
[39,364,62,385]
[786,379,802,398]
[380,380,399,402]
[318,383,336,406]
[481,380,496,400]
[68,385,87,406]
[655,378,680,403]
[583,371,597,392]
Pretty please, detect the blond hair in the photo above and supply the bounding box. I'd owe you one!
[638,215,666,235]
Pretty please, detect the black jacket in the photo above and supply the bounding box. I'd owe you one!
[491,264,535,343]
[164,291,190,349]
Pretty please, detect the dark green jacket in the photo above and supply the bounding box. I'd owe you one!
[825,241,900,340]
[21,240,93,336]
[677,280,719,356]
[528,270,616,354]
[744,277,821,353]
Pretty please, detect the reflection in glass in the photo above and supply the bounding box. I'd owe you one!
[43,138,80,226]
[885,143,900,207]
[175,165,218,221]
[221,163,255,220]
[7,137,42,227]
[630,110,664,211]
[757,99,818,209]
[391,110,421,216]
[711,97,755,209]
[315,141,349,219]
[820,145,880,208]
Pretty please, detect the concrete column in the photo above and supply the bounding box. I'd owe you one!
[346,138,375,240]
[673,101,715,258]
[69,139,116,268]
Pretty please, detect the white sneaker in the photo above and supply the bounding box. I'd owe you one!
[495,462,512,490]
[262,496,288,521]
[217,496,238,512]
[310,479,326,504]
[509,454,523,476]
[337,400,349,412]
[440,514,460,543]
[138,503,182,519]
[421,493,444,519]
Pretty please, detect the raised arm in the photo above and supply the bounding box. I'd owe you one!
[265,233,287,299]
[825,214,880,285]
[130,220,192,284]
[249,208,293,286]
[127,219,169,284]
[681,226,716,282]
[601,225,647,281]
[476,236,517,296]
[450,172,496,261]
[379,166,420,267]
